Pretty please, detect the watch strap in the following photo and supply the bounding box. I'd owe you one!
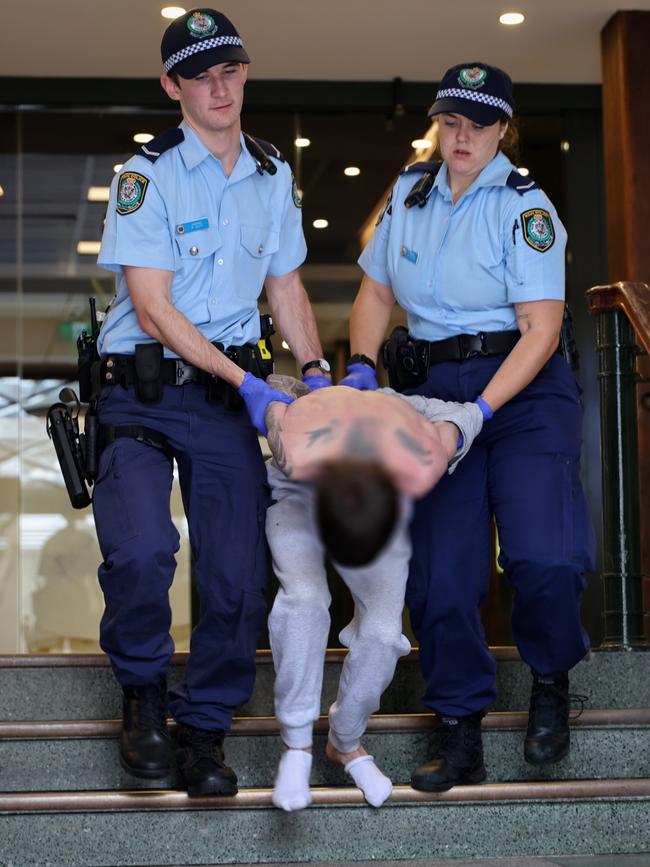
[348,353,376,370]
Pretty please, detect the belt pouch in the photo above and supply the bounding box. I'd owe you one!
[134,343,164,403]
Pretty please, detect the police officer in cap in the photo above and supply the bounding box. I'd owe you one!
[95,8,330,795]
[342,62,595,789]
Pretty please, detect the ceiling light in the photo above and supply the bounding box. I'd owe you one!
[560,140,571,152]
[517,167,530,177]
[411,139,432,150]
[161,6,186,19]
[294,137,311,148]
[113,163,124,173]
[312,219,328,229]
[344,166,361,177]
[499,12,525,25]
[0,185,4,197]
[281,340,290,350]
[133,133,154,144]
[87,186,110,202]
[77,241,101,255]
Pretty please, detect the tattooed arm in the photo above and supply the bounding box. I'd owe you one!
[265,402,292,477]
[266,374,311,399]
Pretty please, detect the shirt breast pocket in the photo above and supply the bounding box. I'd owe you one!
[174,225,222,261]
[239,225,280,299]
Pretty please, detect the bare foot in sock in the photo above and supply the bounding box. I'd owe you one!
[272,747,313,812]
[326,739,392,807]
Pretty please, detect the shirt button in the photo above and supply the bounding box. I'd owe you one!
[258,244,264,254]
[190,246,199,256]
[222,218,229,225]
[217,258,224,265]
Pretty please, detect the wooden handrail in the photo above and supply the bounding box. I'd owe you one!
[587,280,650,354]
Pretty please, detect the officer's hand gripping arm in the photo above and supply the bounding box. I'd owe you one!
[238,372,294,437]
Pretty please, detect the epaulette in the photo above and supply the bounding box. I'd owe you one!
[244,133,285,176]
[506,169,540,195]
[402,161,442,209]
[139,128,184,163]
[400,160,442,176]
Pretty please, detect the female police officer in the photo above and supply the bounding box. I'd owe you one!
[342,62,594,791]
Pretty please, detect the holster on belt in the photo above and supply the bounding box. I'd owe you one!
[134,343,164,404]
[381,326,428,392]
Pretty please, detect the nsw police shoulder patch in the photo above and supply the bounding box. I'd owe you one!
[116,172,149,216]
[291,175,302,208]
[520,208,555,252]
[376,192,393,225]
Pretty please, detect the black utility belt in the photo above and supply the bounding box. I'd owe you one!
[416,330,521,364]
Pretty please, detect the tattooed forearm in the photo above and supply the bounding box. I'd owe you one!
[394,428,434,464]
[306,421,339,447]
[266,414,292,477]
[266,374,311,399]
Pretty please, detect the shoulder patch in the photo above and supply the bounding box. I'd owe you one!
[139,128,184,164]
[291,174,302,209]
[400,160,442,177]
[506,169,540,195]
[116,171,149,216]
[520,208,555,252]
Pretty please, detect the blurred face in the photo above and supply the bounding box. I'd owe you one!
[161,62,248,137]
[438,113,507,184]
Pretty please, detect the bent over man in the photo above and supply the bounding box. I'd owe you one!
[94,9,327,796]
[261,378,483,809]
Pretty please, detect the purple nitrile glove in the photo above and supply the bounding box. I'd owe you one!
[338,362,379,391]
[302,373,332,391]
[238,372,294,437]
[475,394,494,421]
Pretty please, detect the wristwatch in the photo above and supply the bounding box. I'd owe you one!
[301,358,331,376]
[348,353,376,370]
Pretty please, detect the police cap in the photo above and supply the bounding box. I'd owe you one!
[428,63,514,126]
[161,8,250,79]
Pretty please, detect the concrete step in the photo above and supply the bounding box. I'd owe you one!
[2,779,650,866]
[2,649,650,721]
[1,709,648,793]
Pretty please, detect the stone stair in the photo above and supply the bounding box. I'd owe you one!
[1,649,649,866]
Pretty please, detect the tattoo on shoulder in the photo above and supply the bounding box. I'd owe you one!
[266,374,311,399]
[395,428,434,464]
[266,415,292,477]
[345,419,379,459]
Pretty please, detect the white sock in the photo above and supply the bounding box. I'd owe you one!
[272,749,313,812]
[345,754,392,808]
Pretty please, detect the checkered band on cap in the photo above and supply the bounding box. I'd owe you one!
[164,35,243,72]
[436,87,513,118]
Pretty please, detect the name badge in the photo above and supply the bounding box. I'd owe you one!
[176,218,209,235]
[401,246,418,264]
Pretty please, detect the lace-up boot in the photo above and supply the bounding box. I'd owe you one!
[176,724,238,796]
[120,677,170,778]
[524,670,570,765]
[411,711,487,792]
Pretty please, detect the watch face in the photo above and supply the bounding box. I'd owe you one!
[303,358,331,375]
[317,358,331,373]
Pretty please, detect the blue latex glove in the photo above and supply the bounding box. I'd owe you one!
[475,394,494,421]
[338,362,379,391]
[238,372,294,437]
[302,373,332,391]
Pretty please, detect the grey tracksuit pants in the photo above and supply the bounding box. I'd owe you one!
[266,462,412,754]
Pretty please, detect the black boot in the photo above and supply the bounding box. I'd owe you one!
[524,670,570,765]
[120,677,170,779]
[411,711,487,792]
[176,724,238,797]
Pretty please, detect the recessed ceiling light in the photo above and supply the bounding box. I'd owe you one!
[87,186,111,202]
[133,133,154,144]
[517,167,530,177]
[0,185,4,197]
[560,140,571,152]
[499,12,525,25]
[77,241,102,255]
[294,137,311,148]
[344,166,361,177]
[411,139,432,150]
[312,219,328,229]
[113,163,124,173]
[161,6,186,19]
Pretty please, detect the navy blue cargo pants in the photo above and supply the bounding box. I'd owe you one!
[92,382,269,731]
[405,353,595,717]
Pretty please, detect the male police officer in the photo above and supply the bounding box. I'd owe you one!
[95,8,329,796]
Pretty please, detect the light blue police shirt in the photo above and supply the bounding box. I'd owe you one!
[97,121,306,356]
[358,151,567,341]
